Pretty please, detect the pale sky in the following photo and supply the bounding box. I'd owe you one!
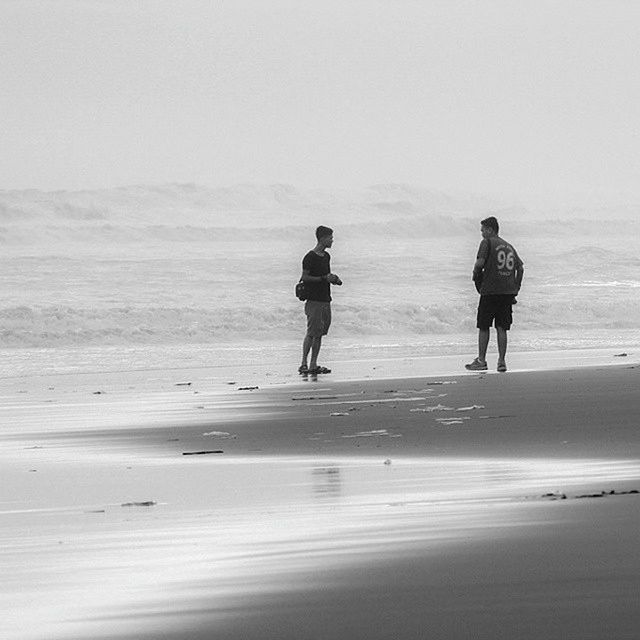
[3,0,640,204]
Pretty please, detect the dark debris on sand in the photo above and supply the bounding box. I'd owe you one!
[540,489,639,501]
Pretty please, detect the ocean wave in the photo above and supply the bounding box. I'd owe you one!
[3,184,640,251]
[0,304,467,347]
[546,280,640,289]
[1,217,474,247]
[2,299,639,348]
[562,246,617,261]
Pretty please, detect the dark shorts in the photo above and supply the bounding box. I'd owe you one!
[305,300,331,337]
[477,295,514,330]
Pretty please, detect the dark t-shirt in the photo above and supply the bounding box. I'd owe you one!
[302,250,331,302]
[477,236,523,295]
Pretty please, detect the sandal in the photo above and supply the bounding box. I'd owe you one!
[298,364,309,374]
[308,366,331,374]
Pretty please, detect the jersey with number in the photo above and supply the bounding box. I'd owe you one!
[477,236,523,295]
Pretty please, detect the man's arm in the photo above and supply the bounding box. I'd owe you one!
[515,263,524,291]
[301,268,326,283]
[472,239,489,293]
[472,258,485,293]
[301,269,342,285]
[473,239,490,275]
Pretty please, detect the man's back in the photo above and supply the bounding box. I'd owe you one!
[478,235,523,295]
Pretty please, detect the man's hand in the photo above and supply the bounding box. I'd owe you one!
[472,269,483,294]
[327,273,342,285]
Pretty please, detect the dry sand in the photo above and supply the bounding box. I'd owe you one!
[1,357,640,639]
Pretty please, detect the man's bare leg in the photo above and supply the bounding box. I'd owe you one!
[309,336,322,370]
[497,327,508,367]
[478,328,490,364]
[301,334,313,369]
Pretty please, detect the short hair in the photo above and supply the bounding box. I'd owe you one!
[481,216,499,234]
[315,225,333,240]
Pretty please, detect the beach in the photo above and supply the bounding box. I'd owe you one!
[5,1,640,637]
[2,353,640,639]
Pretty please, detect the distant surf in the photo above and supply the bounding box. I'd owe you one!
[1,184,639,354]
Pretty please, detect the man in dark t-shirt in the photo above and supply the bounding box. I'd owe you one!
[299,226,342,375]
[466,216,524,372]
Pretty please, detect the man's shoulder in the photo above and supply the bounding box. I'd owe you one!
[477,238,491,256]
[496,236,516,248]
[303,250,318,263]
[303,250,329,260]
[302,250,330,272]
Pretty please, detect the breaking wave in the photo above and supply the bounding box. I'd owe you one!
[2,297,640,348]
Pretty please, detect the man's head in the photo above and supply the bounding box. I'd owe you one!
[316,225,334,248]
[480,216,499,238]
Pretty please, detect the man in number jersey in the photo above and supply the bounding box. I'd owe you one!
[466,216,524,372]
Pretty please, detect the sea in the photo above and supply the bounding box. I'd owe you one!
[2,183,639,378]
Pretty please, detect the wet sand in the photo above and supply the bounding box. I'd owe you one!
[1,357,640,639]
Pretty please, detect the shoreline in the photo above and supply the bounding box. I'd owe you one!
[0,338,637,382]
[0,343,636,388]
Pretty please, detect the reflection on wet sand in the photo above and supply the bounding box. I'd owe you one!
[3,455,640,640]
[312,466,342,500]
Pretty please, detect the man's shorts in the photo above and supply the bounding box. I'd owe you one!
[305,300,332,337]
[476,295,514,330]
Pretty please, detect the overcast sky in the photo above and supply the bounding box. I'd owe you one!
[2,0,640,204]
